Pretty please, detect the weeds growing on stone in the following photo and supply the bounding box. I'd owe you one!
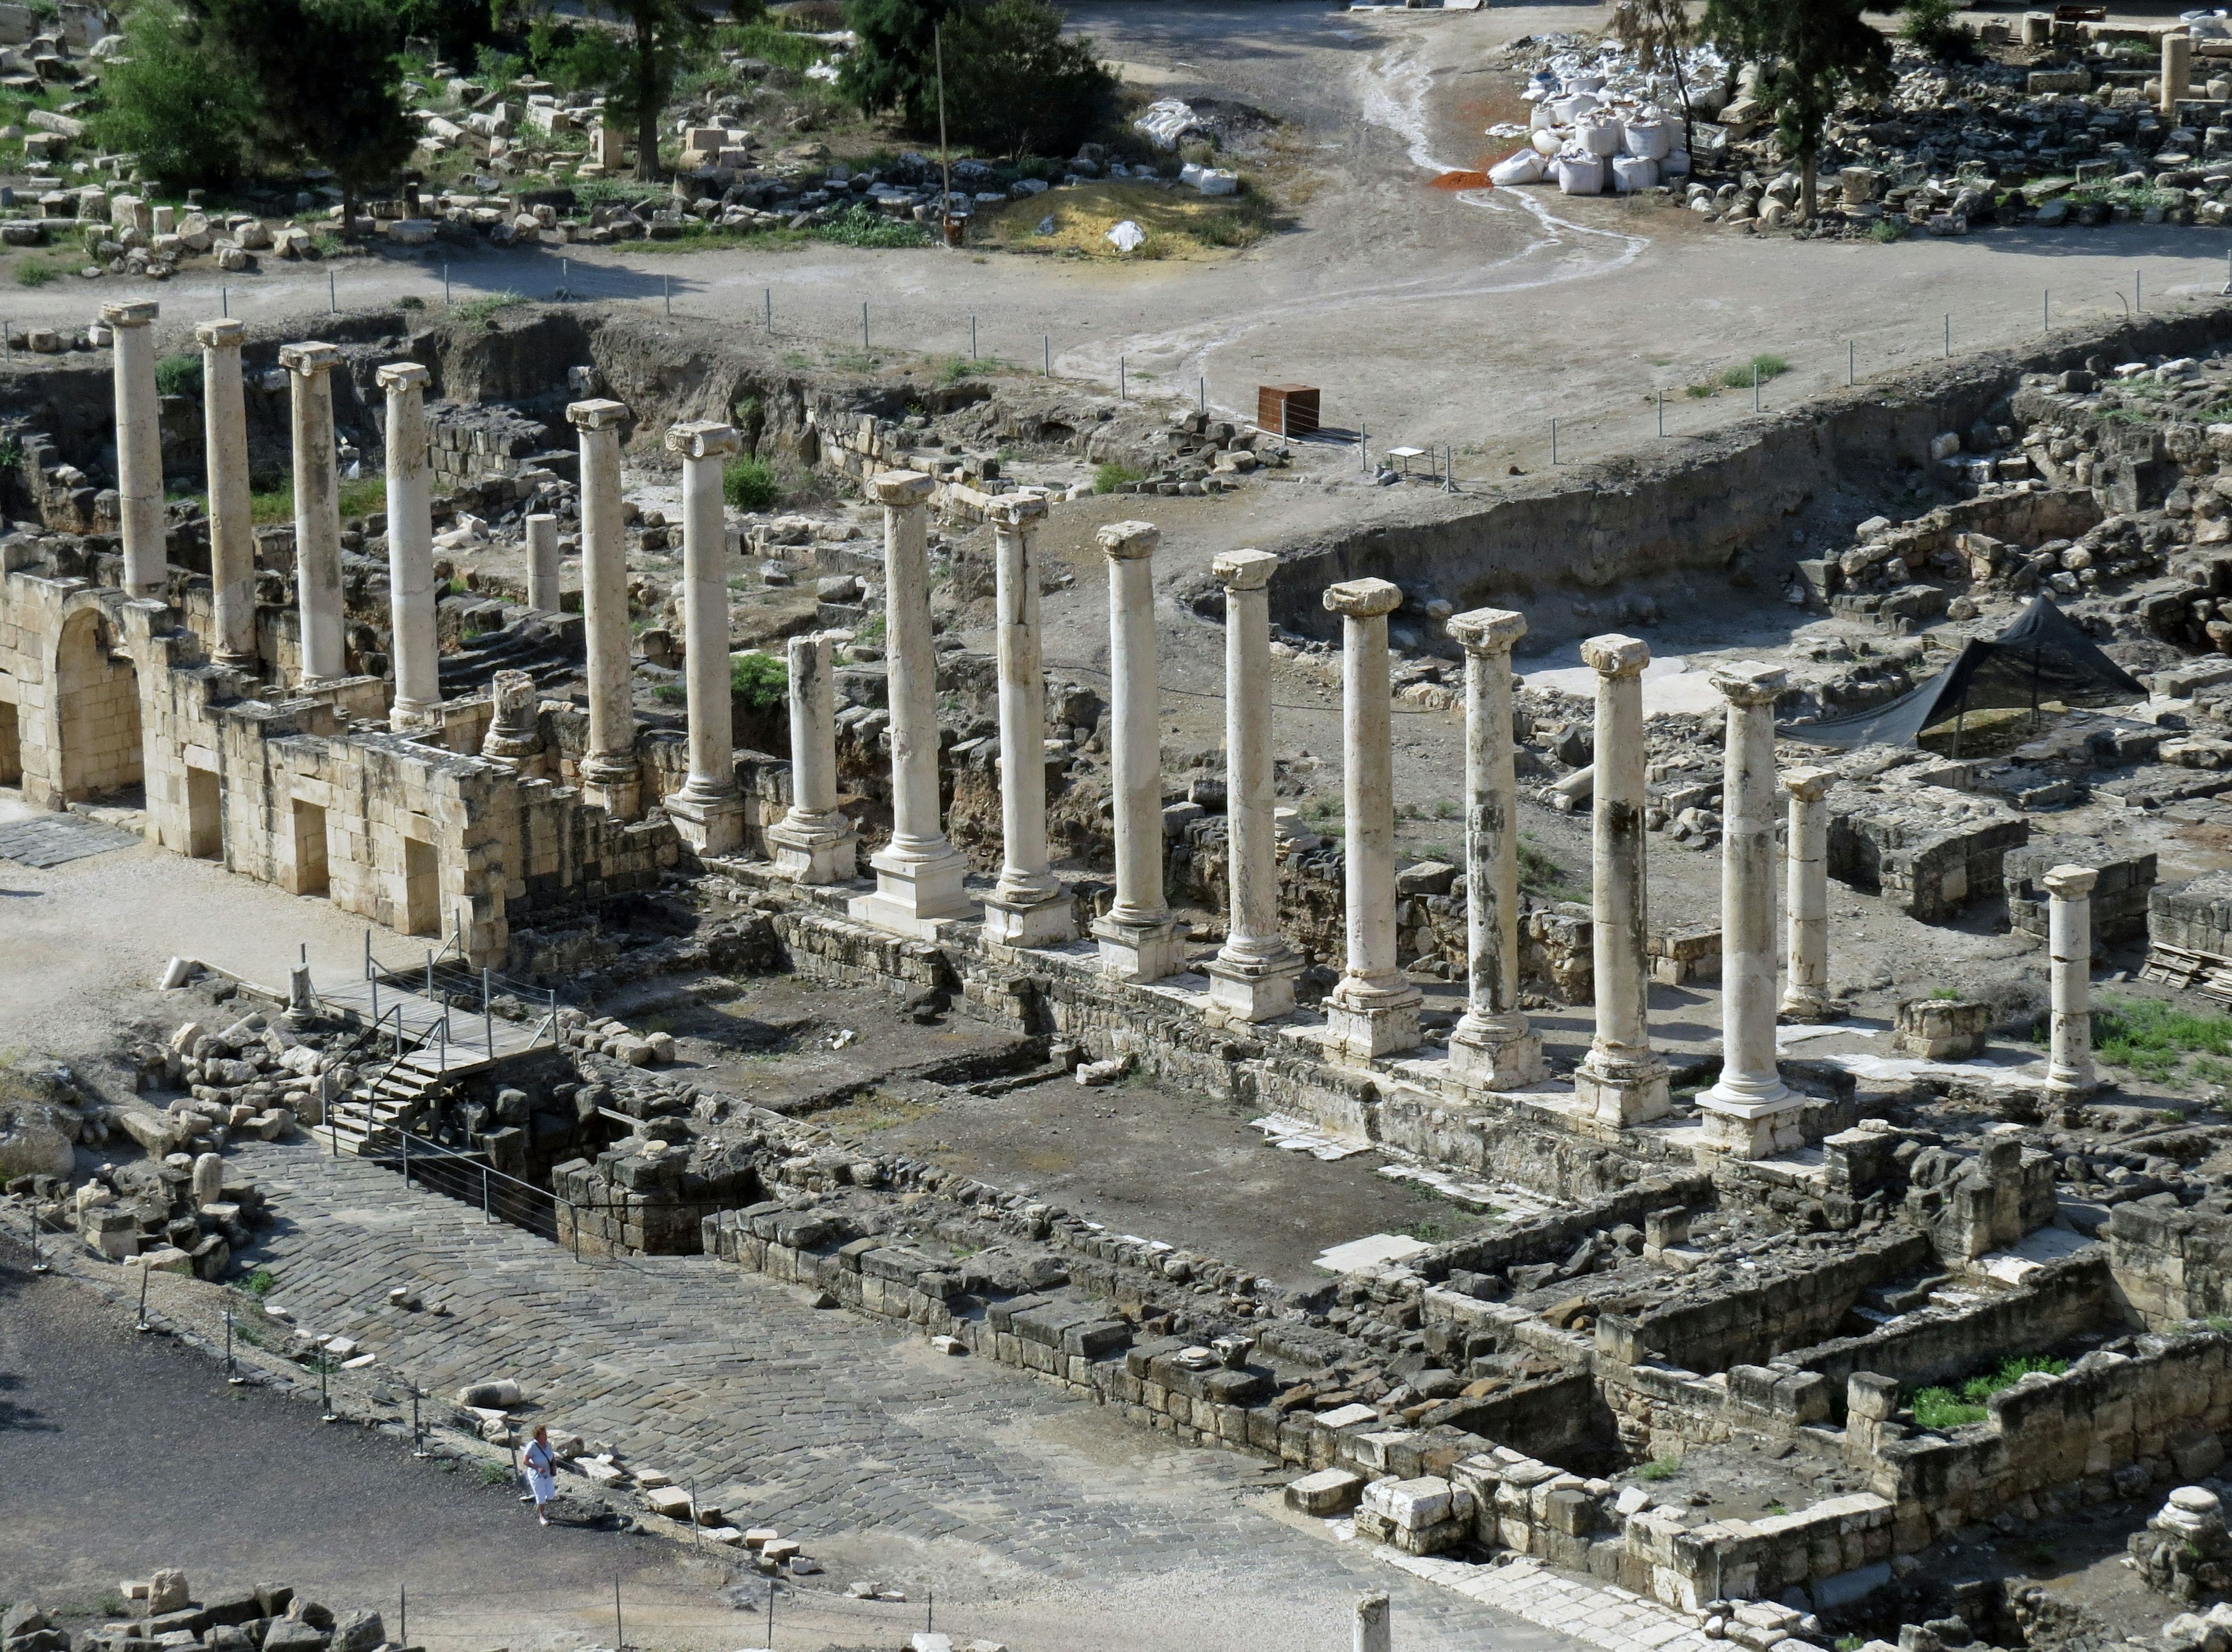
[1637,1456,1682,1481]
[1909,1354,2070,1429]
[2093,995,2232,1081]
[1095,462,1144,494]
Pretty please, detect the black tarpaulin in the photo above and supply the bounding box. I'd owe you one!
[1783,596,2147,750]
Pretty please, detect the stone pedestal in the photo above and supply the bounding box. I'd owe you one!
[1206,549,1301,1021]
[1446,606,1544,1090]
[1779,765,1838,1022]
[2165,30,2194,112]
[570,399,639,819]
[981,494,1074,948]
[378,362,441,730]
[525,513,561,612]
[1322,577,1421,1061]
[196,319,256,668]
[281,342,347,684]
[766,630,857,883]
[480,668,543,771]
[663,420,746,856]
[850,470,971,936]
[1092,520,1184,982]
[2045,863,2099,1100]
[106,301,164,599]
[1700,661,1802,1159]
[1572,634,1669,1126]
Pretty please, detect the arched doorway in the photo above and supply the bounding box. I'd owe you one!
[55,608,143,802]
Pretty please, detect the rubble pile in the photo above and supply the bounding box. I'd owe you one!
[2,1576,405,1652]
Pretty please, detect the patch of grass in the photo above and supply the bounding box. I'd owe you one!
[1396,1216,1453,1243]
[478,1461,514,1487]
[1637,1456,1682,1482]
[1764,1501,1789,1516]
[1720,353,1789,389]
[853,612,885,650]
[1930,986,1959,1000]
[239,1267,277,1296]
[652,683,686,705]
[1837,1636,1866,1652]
[2016,1540,2057,1567]
[1517,832,1569,897]
[13,258,53,287]
[398,294,425,312]
[1095,461,1144,494]
[730,650,787,711]
[155,353,203,398]
[975,178,1278,262]
[814,203,932,249]
[723,455,779,512]
[450,289,525,331]
[2094,994,2232,1082]
[1910,1354,2071,1431]
[1685,381,1716,399]
[1869,217,1911,244]
[824,346,881,374]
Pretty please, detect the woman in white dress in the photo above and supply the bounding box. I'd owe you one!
[523,1425,559,1526]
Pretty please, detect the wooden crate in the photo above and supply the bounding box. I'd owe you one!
[1257,384,1321,438]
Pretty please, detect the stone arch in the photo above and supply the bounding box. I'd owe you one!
[54,605,142,801]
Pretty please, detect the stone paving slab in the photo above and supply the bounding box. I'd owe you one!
[0,811,142,867]
[221,1139,1593,1649]
[1382,1552,1712,1652]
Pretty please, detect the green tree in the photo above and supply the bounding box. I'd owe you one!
[90,0,260,187]
[531,0,750,182]
[1607,0,1697,163]
[839,0,960,132]
[1700,0,1890,220]
[940,0,1114,159]
[199,0,418,221]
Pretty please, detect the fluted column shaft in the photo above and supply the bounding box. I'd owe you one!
[568,398,638,818]
[1702,662,1791,1115]
[196,318,255,667]
[766,630,856,883]
[1206,549,1299,1022]
[106,301,163,598]
[1780,766,1836,1020]
[982,492,1072,947]
[379,362,438,727]
[2045,864,2099,1098]
[280,342,346,683]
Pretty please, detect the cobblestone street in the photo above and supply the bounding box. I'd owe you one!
[1,1138,1597,1652]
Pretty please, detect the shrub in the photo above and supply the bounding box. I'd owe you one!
[89,0,259,188]
[939,0,1119,159]
[1637,1456,1682,1482]
[1094,461,1143,494]
[814,203,931,249]
[13,260,52,288]
[1900,0,1975,60]
[1910,1354,2070,1431]
[1869,216,1910,243]
[730,650,787,710]
[155,353,203,398]
[1720,353,1789,389]
[722,456,778,512]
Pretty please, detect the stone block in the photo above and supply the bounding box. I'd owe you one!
[1286,1467,1362,1515]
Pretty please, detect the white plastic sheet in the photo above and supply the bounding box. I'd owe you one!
[1106,219,1146,252]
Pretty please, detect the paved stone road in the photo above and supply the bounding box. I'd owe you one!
[216,1139,1594,1652]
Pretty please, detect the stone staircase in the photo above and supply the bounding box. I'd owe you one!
[435,609,583,698]
[321,1063,446,1157]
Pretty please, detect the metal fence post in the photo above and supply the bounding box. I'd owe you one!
[1944,314,1951,358]
[1119,356,1126,400]
[482,966,492,1056]
[1848,341,1856,385]
[1043,334,1050,376]
[1656,388,1664,437]
[443,263,451,307]
[970,314,978,359]
[1752,362,1761,412]
[1550,418,1558,464]
[861,301,869,350]
[29,1205,46,1272]
[483,1163,491,1222]
[402,1123,409,1186]
[328,270,337,314]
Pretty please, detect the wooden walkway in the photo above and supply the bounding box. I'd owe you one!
[311,974,553,1074]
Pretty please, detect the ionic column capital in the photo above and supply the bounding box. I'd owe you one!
[1581,632,1650,678]
[2044,863,2100,899]
[194,318,243,349]
[567,397,629,432]
[1214,548,1278,591]
[1097,519,1161,561]
[376,360,430,394]
[871,467,935,506]
[666,419,740,460]
[278,341,342,377]
[1324,576,1401,618]
[102,300,158,329]
[1448,605,1527,656]
[986,491,1048,528]
[1710,660,1789,707]
[1782,764,1836,803]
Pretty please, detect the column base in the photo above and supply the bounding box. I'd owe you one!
[1573,1049,1671,1127]
[389,696,442,734]
[2043,1061,2098,1102]
[766,811,858,885]
[982,884,1077,949]
[667,786,749,856]
[1323,977,1423,1062]
[579,755,641,821]
[1093,911,1186,985]
[849,842,972,938]
[1204,946,1303,1024]
[1447,1013,1547,1093]
[1697,1092,1808,1160]
[1777,991,1845,1025]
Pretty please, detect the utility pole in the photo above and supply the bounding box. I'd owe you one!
[936,26,958,249]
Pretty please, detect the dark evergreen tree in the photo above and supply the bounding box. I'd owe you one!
[1700,0,1891,220]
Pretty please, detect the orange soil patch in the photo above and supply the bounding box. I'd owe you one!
[1432,170,1491,191]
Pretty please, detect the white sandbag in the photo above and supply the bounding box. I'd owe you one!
[1662,149,1691,178]
[1530,101,1555,130]
[1611,155,1659,193]
[1551,92,1597,123]
[1193,168,1238,196]
[1488,148,1546,186]
[1622,118,1671,160]
[1555,152,1605,195]
[1579,119,1622,158]
[1563,72,1605,95]
[1530,128,1561,157]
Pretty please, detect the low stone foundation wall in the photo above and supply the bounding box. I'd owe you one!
[2112,1201,2232,1326]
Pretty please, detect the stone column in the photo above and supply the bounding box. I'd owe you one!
[1322,577,1421,1061]
[1779,765,1838,1022]
[525,513,560,612]
[848,470,971,935]
[981,492,1074,947]
[1572,634,1669,1126]
[569,398,639,819]
[766,630,857,883]
[1093,520,1183,984]
[106,301,164,599]
[480,667,543,773]
[663,419,747,855]
[280,342,346,684]
[2165,30,2194,113]
[1206,549,1301,1022]
[2045,864,2099,1100]
[378,361,439,729]
[196,320,256,668]
[1355,1596,1390,1652]
[1700,662,1803,1157]
[1446,606,1544,1090]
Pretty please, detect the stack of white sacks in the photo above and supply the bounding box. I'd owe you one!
[1489,68,1691,196]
